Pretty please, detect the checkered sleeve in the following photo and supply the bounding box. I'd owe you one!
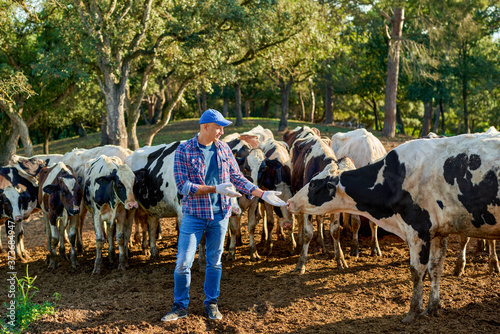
[174,143,200,196]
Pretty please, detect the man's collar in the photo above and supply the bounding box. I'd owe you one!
[193,133,220,148]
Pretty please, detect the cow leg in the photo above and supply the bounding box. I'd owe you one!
[453,236,470,276]
[348,214,360,258]
[226,215,240,261]
[0,224,3,253]
[92,213,105,275]
[58,216,68,261]
[330,213,347,269]
[488,240,499,274]
[124,208,135,263]
[67,214,79,268]
[147,216,160,260]
[260,203,268,242]
[294,214,313,274]
[141,219,149,256]
[248,199,261,261]
[48,223,59,270]
[107,220,116,265]
[116,207,128,270]
[402,239,429,324]
[423,235,449,318]
[476,238,486,252]
[77,203,87,254]
[316,215,326,254]
[264,203,275,256]
[369,220,382,256]
[14,222,28,262]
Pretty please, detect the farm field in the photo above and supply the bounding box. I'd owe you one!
[0,123,498,333]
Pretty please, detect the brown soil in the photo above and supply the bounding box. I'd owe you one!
[1,138,499,333]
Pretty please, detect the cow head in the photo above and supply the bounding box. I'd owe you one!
[115,165,138,210]
[10,155,47,177]
[0,186,25,222]
[242,149,266,187]
[287,158,356,215]
[42,168,82,216]
[260,159,283,191]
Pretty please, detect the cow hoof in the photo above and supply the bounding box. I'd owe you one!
[453,265,465,277]
[250,253,261,262]
[118,263,128,271]
[47,260,57,271]
[371,248,382,257]
[422,305,442,318]
[336,260,348,270]
[77,244,84,254]
[60,253,69,261]
[350,249,359,258]
[71,261,79,269]
[401,312,418,324]
[226,252,236,261]
[92,267,101,275]
[293,264,306,274]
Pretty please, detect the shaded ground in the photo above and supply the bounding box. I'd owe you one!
[1,212,499,334]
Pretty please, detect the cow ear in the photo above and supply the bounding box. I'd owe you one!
[236,157,245,166]
[43,184,60,194]
[265,159,282,170]
[326,177,339,197]
[95,176,111,185]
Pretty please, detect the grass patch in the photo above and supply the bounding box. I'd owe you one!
[1,266,60,334]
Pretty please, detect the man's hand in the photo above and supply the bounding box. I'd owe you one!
[215,183,242,198]
[261,191,287,206]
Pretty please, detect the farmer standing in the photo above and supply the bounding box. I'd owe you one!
[162,109,286,321]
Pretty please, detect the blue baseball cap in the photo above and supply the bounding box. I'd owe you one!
[199,109,232,127]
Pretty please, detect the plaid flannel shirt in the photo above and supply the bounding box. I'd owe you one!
[174,135,257,220]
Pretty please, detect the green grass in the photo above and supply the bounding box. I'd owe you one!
[1,266,60,334]
[20,117,411,155]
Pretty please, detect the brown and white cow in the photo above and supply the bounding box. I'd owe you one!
[83,155,138,274]
[289,133,351,273]
[38,162,82,269]
[331,128,387,258]
[287,132,500,323]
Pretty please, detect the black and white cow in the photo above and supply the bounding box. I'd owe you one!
[38,162,82,269]
[287,132,500,323]
[125,142,184,260]
[1,157,46,260]
[84,155,138,274]
[331,128,387,257]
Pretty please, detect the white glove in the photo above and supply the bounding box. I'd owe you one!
[215,183,241,198]
[261,191,287,206]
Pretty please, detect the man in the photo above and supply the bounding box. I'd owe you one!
[162,109,286,322]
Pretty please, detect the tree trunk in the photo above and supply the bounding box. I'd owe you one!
[223,96,229,117]
[433,101,441,134]
[5,105,32,157]
[396,104,405,135]
[102,83,128,147]
[421,100,432,137]
[245,100,251,118]
[440,99,445,135]
[0,121,18,165]
[278,75,294,132]
[456,121,462,135]
[324,82,333,124]
[234,83,243,126]
[372,97,380,131]
[262,99,270,118]
[100,110,110,145]
[309,81,316,123]
[382,6,405,138]
[462,83,469,134]
[144,79,191,146]
[201,89,207,113]
[298,92,305,121]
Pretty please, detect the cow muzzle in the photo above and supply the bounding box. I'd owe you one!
[282,220,293,230]
[14,215,23,222]
[126,201,138,210]
[68,207,80,216]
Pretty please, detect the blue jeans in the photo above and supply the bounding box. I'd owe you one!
[173,212,229,309]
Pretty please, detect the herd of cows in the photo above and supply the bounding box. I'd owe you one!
[1,124,499,323]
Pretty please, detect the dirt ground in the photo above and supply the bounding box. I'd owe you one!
[1,137,499,333]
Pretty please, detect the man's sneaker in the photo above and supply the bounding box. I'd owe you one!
[204,303,223,320]
[161,305,187,322]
